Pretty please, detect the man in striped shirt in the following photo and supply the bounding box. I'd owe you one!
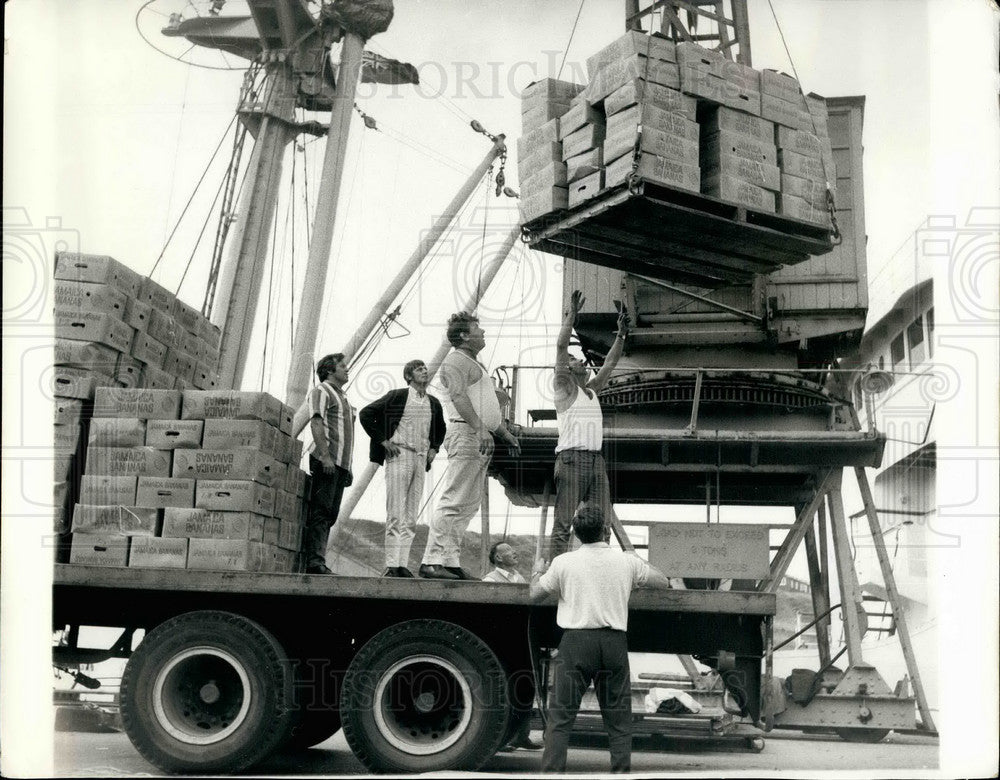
[305,353,355,574]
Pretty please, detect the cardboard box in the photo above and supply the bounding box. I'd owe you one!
[605,152,700,193]
[88,418,147,448]
[679,65,723,102]
[164,348,198,384]
[262,516,281,547]
[277,520,302,552]
[675,41,725,71]
[52,367,109,401]
[195,479,276,515]
[702,172,777,212]
[172,449,282,486]
[136,477,196,508]
[130,332,168,369]
[521,78,584,104]
[162,507,266,541]
[516,118,560,160]
[522,102,572,134]
[55,398,88,426]
[760,69,802,104]
[284,466,308,498]
[79,475,138,506]
[278,404,295,436]
[561,122,607,160]
[174,376,193,392]
[702,129,776,165]
[266,545,298,572]
[775,126,823,158]
[587,30,676,78]
[603,125,699,166]
[273,489,302,522]
[54,253,141,298]
[201,419,279,455]
[123,298,151,332]
[181,390,283,427]
[69,533,130,567]
[718,82,761,116]
[139,277,176,315]
[128,536,189,569]
[54,280,129,320]
[603,80,696,120]
[85,446,172,477]
[717,59,761,93]
[517,142,563,179]
[780,173,829,209]
[140,364,175,390]
[288,436,304,466]
[147,307,179,350]
[271,433,292,465]
[519,186,568,223]
[565,147,604,183]
[198,318,222,349]
[192,362,221,391]
[703,152,780,191]
[55,452,77,483]
[94,388,182,419]
[54,422,85,454]
[114,355,144,389]
[760,93,812,131]
[606,102,700,142]
[778,148,829,181]
[145,419,204,449]
[558,103,603,140]
[54,481,71,534]
[55,311,134,354]
[71,504,160,536]
[585,55,680,104]
[778,193,831,226]
[178,330,203,361]
[173,299,201,335]
[186,538,267,572]
[701,105,775,144]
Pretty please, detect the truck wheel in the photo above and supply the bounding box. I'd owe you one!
[120,611,294,773]
[835,727,890,743]
[341,619,509,772]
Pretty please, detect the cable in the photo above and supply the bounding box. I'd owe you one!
[557,0,588,80]
[173,162,229,297]
[260,185,281,391]
[476,168,494,303]
[151,112,239,277]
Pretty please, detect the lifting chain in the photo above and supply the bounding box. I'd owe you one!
[826,187,842,245]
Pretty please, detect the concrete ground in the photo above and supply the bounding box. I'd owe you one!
[48,727,938,777]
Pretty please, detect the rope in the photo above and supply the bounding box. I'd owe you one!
[260,184,280,391]
[173,164,228,297]
[556,0,588,80]
[151,112,238,277]
[475,167,494,303]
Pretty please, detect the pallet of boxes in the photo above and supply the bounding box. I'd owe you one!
[53,252,222,555]
[516,31,835,229]
[68,388,309,573]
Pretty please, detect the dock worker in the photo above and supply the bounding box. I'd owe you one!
[549,290,629,559]
[359,359,446,578]
[305,353,355,575]
[419,311,520,580]
[530,505,672,773]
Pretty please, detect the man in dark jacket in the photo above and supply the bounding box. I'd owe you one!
[359,359,446,577]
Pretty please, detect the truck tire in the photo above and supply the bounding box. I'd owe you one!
[120,611,294,773]
[341,619,510,772]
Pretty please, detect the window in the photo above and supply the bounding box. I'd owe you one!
[907,315,925,366]
[890,333,906,371]
[926,307,934,357]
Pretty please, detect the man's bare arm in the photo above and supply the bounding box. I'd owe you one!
[590,308,629,392]
[643,566,673,590]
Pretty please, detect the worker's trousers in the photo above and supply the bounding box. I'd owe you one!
[305,458,350,569]
[541,628,632,773]
[421,424,492,567]
[383,448,425,569]
[551,449,613,559]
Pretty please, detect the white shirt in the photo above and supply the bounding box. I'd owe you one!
[482,567,527,584]
[437,350,502,431]
[536,542,650,631]
[389,387,432,455]
[555,385,603,453]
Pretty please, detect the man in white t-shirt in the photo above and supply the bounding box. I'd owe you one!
[530,505,672,773]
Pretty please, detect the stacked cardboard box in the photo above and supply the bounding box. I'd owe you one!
[517,78,584,223]
[177,390,307,573]
[515,35,836,230]
[65,388,307,573]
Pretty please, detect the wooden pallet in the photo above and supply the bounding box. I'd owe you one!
[523,179,834,288]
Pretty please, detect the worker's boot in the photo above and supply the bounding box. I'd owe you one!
[419,564,459,580]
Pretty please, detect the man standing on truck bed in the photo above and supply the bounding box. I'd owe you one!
[359,359,446,577]
[530,505,672,773]
[550,290,628,559]
[419,311,520,580]
[305,353,355,575]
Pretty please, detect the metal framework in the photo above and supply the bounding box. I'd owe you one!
[626,0,752,64]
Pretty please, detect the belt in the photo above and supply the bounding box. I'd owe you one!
[449,419,467,424]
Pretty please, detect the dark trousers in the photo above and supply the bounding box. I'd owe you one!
[305,457,349,569]
[541,629,632,773]
[551,450,612,559]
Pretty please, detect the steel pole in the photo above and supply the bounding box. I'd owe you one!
[285,31,365,408]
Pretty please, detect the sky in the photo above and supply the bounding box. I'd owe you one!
[3,0,999,775]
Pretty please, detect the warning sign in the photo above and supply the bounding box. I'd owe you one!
[648,523,770,578]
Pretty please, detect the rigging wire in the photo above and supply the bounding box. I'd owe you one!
[556,0,588,80]
[173,164,229,297]
[134,0,247,72]
[151,111,239,278]
[475,167,494,304]
[157,64,193,275]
